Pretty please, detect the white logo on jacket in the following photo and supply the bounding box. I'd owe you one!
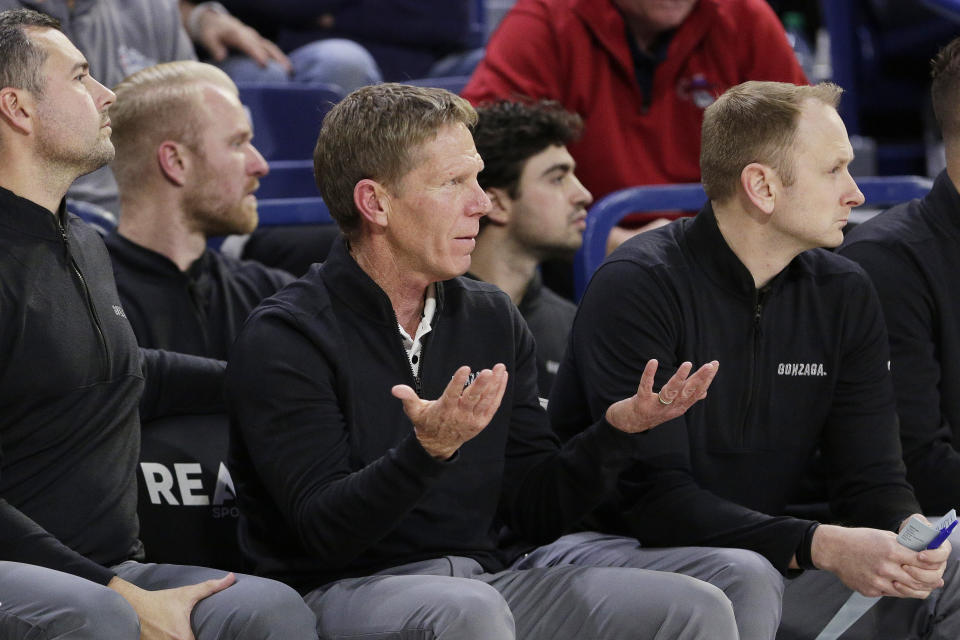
[777,363,827,376]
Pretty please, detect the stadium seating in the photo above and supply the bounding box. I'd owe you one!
[238,83,344,161]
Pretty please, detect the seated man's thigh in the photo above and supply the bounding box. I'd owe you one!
[481,563,737,640]
[112,561,316,639]
[780,543,960,640]
[514,531,782,640]
[0,561,139,639]
[306,573,514,640]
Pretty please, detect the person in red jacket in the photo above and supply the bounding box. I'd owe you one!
[463,0,807,248]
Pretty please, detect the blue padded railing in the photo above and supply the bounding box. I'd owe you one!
[574,175,934,301]
[256,197,333,226]
[237,83,344,161]
[257,159,318,199]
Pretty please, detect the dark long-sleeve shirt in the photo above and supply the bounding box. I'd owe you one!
[225,239,639,591]
[549,203,919,574]
[840,170,960,515]
[105,231,293,360]
[0,186,224,585]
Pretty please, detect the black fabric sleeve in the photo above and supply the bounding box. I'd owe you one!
[840,241,958,515]
[0,499,115,585]
[225,308,450,568]
[554,258,813,572]
[138,348,226,421]
[817,271,919,531]
[500,305,639,543]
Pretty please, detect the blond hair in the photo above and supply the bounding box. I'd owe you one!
[700,81,843,202]
[110,60,236,191]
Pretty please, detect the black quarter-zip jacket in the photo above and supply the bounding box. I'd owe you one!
[0,187,227,585]
[549,203,919,574]
[840,170,960,515]
[105,231,294,360]
[0,187,144,585]
[225,239,640,592]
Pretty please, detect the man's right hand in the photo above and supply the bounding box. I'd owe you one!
[811,524,946,598]
[393,364,508,460]
[108,573,235,639]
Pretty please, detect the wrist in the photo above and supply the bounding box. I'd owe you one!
[809,523,844,572]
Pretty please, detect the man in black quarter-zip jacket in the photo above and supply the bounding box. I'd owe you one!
[224,83,787,639]
[549,79,960,639]
[0,9,318,640]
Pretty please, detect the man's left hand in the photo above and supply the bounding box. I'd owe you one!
[189,4,291,71]
[605,359,718,434]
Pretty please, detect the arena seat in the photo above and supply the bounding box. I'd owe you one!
[256,197,333,226]
[138,413,243,571]
[238,83,344,161]
[574,175,934,300]
[257,160,319,199]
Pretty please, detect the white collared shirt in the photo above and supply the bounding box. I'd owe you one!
[398,284,436,378]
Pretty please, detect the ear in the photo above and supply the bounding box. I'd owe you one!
[157,141,188,186]
[739,162,777,216]
[0,87,35,136]
[353,179,390,230]
[483,188,511,226]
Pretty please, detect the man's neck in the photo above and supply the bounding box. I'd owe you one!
[713,200,802,290]
[117,195,206,272]
[350,239,430,336]
[0,152,74,214]
[469,230,538,304]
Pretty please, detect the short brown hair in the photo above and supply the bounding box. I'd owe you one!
[0,9,62,96]
[932,37,960,141]
[700,81,843,202]
[313,83,477,240]
[110,61,236,192]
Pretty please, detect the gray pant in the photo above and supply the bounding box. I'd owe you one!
[777,538,960,640]
[514,531,784,640]
[0,560,317,640]
[305,532,781,639]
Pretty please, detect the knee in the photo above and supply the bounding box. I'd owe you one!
[223,576,316,638]
[47,586,140,639]
[428,580,514,638]
[289,39,382,90]
[711,548,783,596]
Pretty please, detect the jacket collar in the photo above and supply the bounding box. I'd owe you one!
[320,238,446,326]
[921,170,960,239]
[684,201,792,299]
[104,231,210,279]
[0,186,69,241]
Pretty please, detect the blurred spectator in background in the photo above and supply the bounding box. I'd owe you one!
[105,61,293,360]
[469,101,591,397]
[182,0,381,90]
[463,0,807,255]
[218,0,484,81]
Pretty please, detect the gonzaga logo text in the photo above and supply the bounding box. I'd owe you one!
[777,362,827,376]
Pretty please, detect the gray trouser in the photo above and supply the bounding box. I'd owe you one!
[0,560,318,640]
[305,532,760,640]
[514,531,784,640]
[777,536,960,640]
